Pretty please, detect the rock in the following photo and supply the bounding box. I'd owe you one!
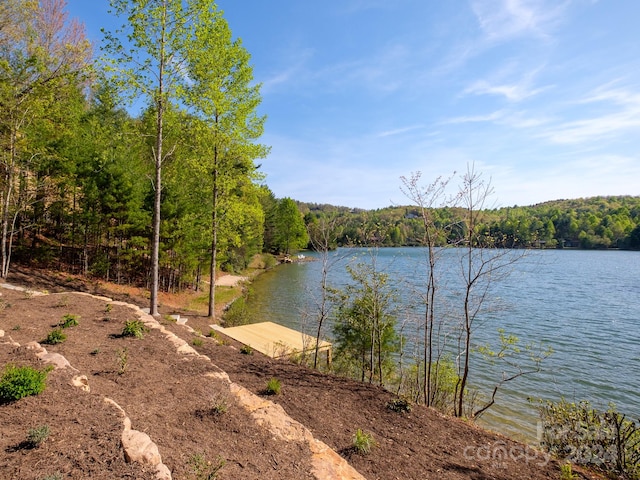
[25,342,75,370]
[155,463,172,480]
[40,352,74,370]
[122,429,162,466]
[71,375,90,392]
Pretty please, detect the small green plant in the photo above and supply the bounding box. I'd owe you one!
[116,348,128,375]
[0,299,9,311]
[43,328,66,345]
[207,329,218,339]
[27,424,50,447]
[264,378,281,395]
[210,391,229,415]
[352,429,376,455]
[559,463,578,480]
[387,396,412,413]
[105,303,113,313]
[240,344,253,355]
[59,313,79,328]
[90,348,100,356]
[122,319,147,339]
[192,338,204,347]
[0,364,51,402]
[11,324,20,331]
[187,452,225,480]
[55,296,69,307]
[39,473,62,480]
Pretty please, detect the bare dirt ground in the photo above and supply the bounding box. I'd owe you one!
[0,267,604,480]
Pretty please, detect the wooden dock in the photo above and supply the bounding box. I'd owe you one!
[211,321,332,364]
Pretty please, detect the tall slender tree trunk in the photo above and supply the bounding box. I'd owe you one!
[207,152,219,319]
[1,125,17,278]
[149,5,167,317]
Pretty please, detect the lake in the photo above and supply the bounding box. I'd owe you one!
[244,248,640,443]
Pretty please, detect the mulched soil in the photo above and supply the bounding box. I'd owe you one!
[0,267,605,480]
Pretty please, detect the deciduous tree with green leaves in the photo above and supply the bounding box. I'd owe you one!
[181,3,268,318]
[332,252,401,386]
[103,0,214,315]
[273,197,309,255]
[0,0,90,277]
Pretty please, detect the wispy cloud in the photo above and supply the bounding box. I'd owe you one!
[539,85,640,144]
[259,47,314,94]
[376,125,425,138]
[471,0,569,42]
[443,110,505,124]
[463,67,552,102]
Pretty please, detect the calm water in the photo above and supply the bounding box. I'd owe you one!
[245,248,640,443]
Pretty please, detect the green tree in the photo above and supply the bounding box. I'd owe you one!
[103,0,203,315]
[333,253,400,385]
[273,197,308,254]
[181,5,268,318]
[0,0,90,277]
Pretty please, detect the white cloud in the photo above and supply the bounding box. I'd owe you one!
[463,70,551,102]
[376,125,425,138]
[539,85,640,144]
[443,110,505,124]
[471,0,569,43]
[259,47,314,94]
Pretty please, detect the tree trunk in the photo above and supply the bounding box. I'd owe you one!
[207,156,219,319]
[149,7,167,317]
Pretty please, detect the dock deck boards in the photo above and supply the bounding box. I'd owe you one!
[211,321,332,363]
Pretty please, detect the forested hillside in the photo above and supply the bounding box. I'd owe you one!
[2,1,638,307]
[299,195,640,250]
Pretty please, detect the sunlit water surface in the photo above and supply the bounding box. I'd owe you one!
[244,248,640,443]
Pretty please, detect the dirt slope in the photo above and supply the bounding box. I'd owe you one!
[0,268,603,479]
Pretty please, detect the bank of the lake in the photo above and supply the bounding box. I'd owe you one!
[244,248,640,443]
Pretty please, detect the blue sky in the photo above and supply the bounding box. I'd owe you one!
[66,0,640,209]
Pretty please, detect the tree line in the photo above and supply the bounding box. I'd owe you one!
[300,194,640,250]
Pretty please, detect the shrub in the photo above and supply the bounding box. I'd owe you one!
[560,463,578,480]
[188,452,225,479]
[240,344,253,355]
[122,319,147,339]
[40,473,62,480]
[210,391,229,415]
[0,364,51,402]
[387,396,412,413]
[538,399,640,479]
[192,338,204,347]
[223,296,250,327]
[116,348,128,375]
[59,313,79,328]
[43,328,66,345]
[352,428,376,455]
[27,425,50,447]
[264,378,281,395]
[55,296,69,307]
